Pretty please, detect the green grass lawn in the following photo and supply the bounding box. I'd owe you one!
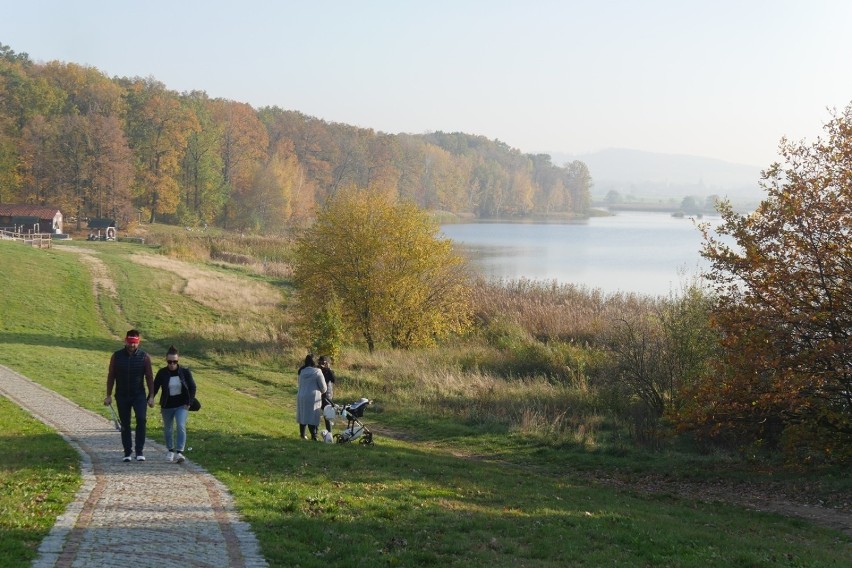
[0,240,849,567]
[0,398,80,566]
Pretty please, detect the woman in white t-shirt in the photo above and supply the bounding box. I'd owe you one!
[152,345,197,463]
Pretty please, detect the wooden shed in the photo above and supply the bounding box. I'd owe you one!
[0,204,63,234]
[87,218,117,240]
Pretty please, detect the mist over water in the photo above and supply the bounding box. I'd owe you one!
[441,211,722,296]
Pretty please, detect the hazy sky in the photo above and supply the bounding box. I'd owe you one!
[3,0,852,168]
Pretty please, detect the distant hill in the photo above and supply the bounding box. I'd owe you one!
[548,148,766,204]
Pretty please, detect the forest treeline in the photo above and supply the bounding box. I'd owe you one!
[0,44,592,231]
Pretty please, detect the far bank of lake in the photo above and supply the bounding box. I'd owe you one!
[441,211,721,296]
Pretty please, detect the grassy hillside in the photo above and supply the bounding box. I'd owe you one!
[0,239,849,567]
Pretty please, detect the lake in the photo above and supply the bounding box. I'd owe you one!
[440,211,722,296]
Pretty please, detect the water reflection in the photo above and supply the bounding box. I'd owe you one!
[441,212,722,296]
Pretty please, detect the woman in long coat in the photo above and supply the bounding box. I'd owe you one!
[296,354,327,440]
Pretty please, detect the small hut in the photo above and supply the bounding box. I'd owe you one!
[87,218,117,240]
[0,204,63,234]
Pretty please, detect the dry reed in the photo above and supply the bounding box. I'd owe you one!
[471,277,666,345]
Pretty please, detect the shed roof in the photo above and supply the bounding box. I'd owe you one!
[0,204,62,218]
[87,218,116,229]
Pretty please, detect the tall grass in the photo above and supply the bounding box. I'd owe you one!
[470,276,662,343]
[138,224,294,279]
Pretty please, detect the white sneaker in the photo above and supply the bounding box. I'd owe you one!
[136,454,145,461]
[166,451,174,462]
[175,452,185,464]
[122,455,132,462]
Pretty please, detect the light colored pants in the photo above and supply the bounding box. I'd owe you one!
[161,406,189,452]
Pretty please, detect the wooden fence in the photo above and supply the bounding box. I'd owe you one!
[0,228,52,249]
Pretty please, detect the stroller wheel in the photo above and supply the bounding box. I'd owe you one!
[360,431,374,445]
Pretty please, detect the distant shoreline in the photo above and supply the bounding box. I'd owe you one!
[605,203,681,213]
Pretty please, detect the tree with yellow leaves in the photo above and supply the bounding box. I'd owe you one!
[293,187,473,352]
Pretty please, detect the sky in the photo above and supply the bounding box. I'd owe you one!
[2,0,852,168]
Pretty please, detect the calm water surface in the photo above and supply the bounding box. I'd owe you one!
[441,211,721,296]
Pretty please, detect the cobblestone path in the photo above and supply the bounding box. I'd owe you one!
[0,364,268,568]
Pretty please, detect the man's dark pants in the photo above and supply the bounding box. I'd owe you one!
[116,392,148,456]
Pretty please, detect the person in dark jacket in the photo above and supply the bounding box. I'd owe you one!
[318,355,336,431]
[152,345,196,463]
[104,330,155,461]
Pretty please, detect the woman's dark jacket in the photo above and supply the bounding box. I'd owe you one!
[152,365,197,409]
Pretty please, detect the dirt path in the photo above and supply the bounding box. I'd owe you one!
[58,246,131,340]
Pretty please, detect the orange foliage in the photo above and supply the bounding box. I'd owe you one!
[682,104,852,464]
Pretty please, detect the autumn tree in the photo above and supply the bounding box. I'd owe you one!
[293,187,473,352]
[328,125,371,194]
[88,114,134,223]
[2,51,65,204]
[688,104,852,463]
[0,126,18,202]
[19,115,56,204]
[472,158,510,217]
[365,134,402,198]
[53,113,92,222]
[123,79,198,223]
[392,135,427,204]
[211,99,268,229]
[180,91,226,225]
[250,139,306,231]
[0,50,65,131]
[37,61,125,117]
[258,107,334,197]
[566,160,592,215]
[257,107,324,221]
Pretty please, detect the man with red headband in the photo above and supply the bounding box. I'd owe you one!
[104,329,155,461]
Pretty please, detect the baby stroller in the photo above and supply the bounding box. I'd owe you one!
[323,397,373,444]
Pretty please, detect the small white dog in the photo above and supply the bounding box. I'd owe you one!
[320,429,334,443]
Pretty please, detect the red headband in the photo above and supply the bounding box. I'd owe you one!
[125,336,140,344]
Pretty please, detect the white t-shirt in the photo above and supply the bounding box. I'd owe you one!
[168,375,182,396]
